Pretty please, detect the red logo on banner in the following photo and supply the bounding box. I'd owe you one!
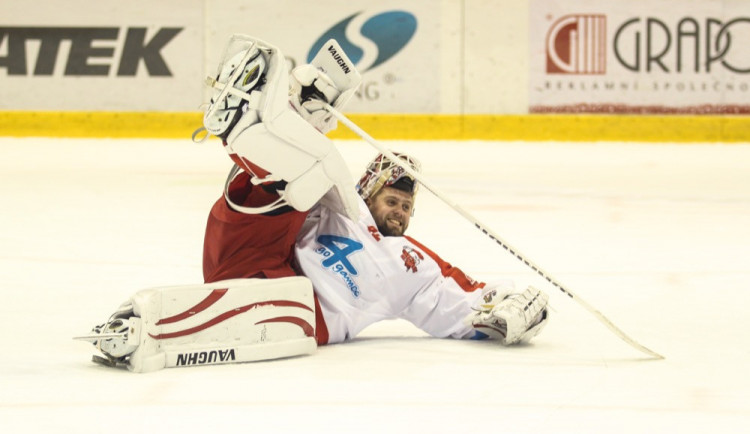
[546,14,607,74]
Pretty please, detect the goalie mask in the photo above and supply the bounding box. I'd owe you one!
[356,152,422,203]
[203,35,269,139]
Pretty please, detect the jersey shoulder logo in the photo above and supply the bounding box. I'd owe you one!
[367,225,381,241]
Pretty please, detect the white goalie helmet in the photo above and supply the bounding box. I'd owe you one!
[203,36,269,138]
[356,152,422,202]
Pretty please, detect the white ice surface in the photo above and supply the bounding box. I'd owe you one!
[0,137,748,433]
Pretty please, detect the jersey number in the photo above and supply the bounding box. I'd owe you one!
[317,235,363,275]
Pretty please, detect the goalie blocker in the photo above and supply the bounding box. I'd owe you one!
[75,277,317,373]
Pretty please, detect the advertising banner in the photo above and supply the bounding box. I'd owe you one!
[529,0,750,114]
[0,0,203,111]
[206,0,440,113]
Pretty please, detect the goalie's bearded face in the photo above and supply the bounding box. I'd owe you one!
[365,187,413,237]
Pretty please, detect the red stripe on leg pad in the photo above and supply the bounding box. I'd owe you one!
[256,316,315,337]
[149,300,313,339]
[156,289,228,325]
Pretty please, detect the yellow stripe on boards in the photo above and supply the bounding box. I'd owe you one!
[328,114,750,142]
[1,111,748,142]
[0,111,204,139]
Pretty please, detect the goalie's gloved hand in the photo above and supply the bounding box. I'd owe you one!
[466,285,550,345]
[289,65,341,134]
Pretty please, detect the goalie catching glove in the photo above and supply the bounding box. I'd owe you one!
[466,285,550,345]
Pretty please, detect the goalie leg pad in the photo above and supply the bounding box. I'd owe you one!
[203,34,359,220]
[86,277,317,372]
[223,110,359,220]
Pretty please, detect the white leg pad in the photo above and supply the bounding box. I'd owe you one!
[125,277,316,373]
[223,109,360,220]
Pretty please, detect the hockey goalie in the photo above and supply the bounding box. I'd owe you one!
[77,35,550,372]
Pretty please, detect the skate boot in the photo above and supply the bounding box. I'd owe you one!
[76,302,141,367]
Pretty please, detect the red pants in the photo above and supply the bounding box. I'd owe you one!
[202,171,330,343]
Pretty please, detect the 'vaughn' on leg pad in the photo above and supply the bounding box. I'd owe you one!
[75,277,317,372]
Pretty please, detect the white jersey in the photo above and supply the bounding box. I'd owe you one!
[295,198,486,344]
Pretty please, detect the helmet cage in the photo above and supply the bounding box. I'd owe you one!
[357,152,422,203]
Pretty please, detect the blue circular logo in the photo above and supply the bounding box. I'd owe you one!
[308,10,417,71]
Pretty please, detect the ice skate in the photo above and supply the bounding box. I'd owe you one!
[74,304,142,367]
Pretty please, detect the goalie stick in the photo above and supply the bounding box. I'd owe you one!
[324,103,665,360]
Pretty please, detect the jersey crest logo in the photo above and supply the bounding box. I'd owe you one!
[401,246,424,273]
[315,235,363,298]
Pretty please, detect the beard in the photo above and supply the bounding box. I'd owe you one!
[375,214,407,237]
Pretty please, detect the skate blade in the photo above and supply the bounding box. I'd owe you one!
[73,332,126,342]
[91,355,119,368]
